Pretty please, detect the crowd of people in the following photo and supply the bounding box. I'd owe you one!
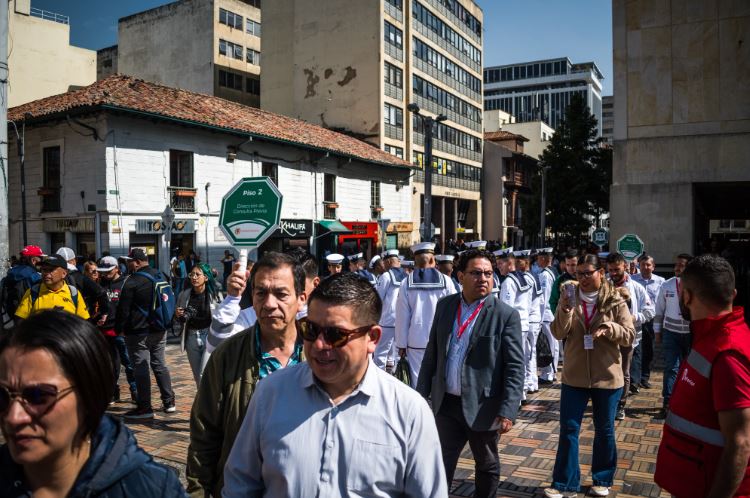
[0,240,748,498]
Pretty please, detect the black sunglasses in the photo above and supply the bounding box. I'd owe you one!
[298,319,374,348]
[0,384,75,417]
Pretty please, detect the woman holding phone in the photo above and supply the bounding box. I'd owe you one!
[544,253,635,498]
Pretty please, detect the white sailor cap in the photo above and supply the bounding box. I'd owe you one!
[368,255,381,268]
[411,242,436,255]
[537,247,554,255]
[465,240,487,250]
[513,249,532,258]
[347,252,363,262]
[326,253,345,265]
[402,260,415,268]
[493,247,514,258]
[435,254,455,263]
[383,249,400,258]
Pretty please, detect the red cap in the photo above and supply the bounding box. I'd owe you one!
[20,245,46,257]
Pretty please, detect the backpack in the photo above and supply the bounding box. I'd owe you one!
[134,270,176,331]
[29,283,79,310]
[1,275,31,320]
[536,330,553,368]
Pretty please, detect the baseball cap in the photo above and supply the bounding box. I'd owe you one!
[97,256,119,272]
[20,245,46,257]
[41,254,68,270]
[56,247,76,262]
[128,248,148,262]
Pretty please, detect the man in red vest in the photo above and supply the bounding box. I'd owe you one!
[655,254,750,498]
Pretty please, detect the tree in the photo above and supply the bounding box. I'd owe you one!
[520,93,611,246]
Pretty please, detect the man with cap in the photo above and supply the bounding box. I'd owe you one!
[352,253,378,286]
[96,255,137,403]
[436,254,455,278]
[2,245,44,321]
[537,248,560,384]
[500,250,535,403]
[395,242,458,387]
[14,254,89,320]
[369,254,385,279]
[493,247,514,289]
[325,253,345,276]
[116,248,176,420]
[523,250,545,396]
[402,260,414,274]
[347,253,361,274]
[57,247,109,323]
[374,249,407,371]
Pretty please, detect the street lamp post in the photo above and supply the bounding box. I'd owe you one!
[408,104,446,243]
[161,205,175,272]
[539,165,550,246]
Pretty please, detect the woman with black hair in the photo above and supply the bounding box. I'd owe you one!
[544,254,635,498]
[0,310,187,497]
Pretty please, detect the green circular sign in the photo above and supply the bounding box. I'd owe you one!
[616,234,644,261]
[219,177,283,247]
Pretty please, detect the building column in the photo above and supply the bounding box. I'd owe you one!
[439,197,446,250]
[64,231,75,251]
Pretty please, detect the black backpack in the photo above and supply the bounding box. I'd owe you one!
[1,275,30,322]
[536,331,554,368]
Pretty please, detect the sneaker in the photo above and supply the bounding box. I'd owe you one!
[163,402,176,413]
[615,408,625,420]
[539,378,555,385]
[640,380,652,389]
[655,407,668,419]
[629,384,640,395]
[124,407,154,420]
[589,486,609,496]
[544,487,577,498]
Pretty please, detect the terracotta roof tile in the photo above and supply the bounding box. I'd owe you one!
[9,75,411,169]
[484,130,529,142]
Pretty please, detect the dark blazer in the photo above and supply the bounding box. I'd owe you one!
[417,293,525,431]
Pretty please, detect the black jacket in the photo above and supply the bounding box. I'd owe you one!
[115,265,162,334]
[0,415,187,498]
[67,270,109,320]
[99,275,127,331]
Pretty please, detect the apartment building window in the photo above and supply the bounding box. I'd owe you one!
[435,0,481,37]
[262,162,278,186]
[170,150,193,188]
[371,181,382,219]
[386,0,403,10]
[412,38,481,94]
[41,146,61,212]
[413,115,481,153]
[219,39,243,60]
[412,1,481,65]
[413,151,481,182]
[384,104,403,127]
[323,174,336,219]
[384,144,404,159]
[219,8,243,30]
[384,21,403,49]
[218,69,243,90]
[246,76,260,95]
[243,0,261,7]
[384,62,403,88]
[246,48,260,65]
[246,19,261,37]
[413,75,481,123]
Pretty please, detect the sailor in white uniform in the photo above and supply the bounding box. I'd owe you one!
[536,247,560,383]
[373,249,405,371]
[522,250,544,395]
[325,253,345,276]
[500,249,535,402]
[395,242,458,388]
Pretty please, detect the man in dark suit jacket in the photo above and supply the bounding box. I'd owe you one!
[418,249,525,497]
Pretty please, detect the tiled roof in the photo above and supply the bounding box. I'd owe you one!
[8,75,411,169]
[484,130,529,142]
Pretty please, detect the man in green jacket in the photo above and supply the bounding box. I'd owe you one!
[548,249,579,313]
[186,251,308,497]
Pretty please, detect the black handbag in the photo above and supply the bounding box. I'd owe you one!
[536,331,553,368]
[394,356,411,386]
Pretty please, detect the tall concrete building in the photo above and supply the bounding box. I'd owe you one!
[98,0,261,107]
[601,95,614,145]
[484,57,604,136]
[611,0,750,312]
[7,0,96,107]
[262,0,485,245]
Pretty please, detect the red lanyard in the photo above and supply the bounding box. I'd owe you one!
[456,300,485,339]
[582,302,597,329]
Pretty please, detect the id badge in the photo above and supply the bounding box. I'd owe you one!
[584,334,594,350]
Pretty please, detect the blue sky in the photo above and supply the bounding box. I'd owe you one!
[32,0,613,95]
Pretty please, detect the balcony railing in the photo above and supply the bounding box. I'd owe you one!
[413,57,481,104]
[384,1,403,22]
[413,132,482,163]
[384,82,403,101]
[423,0,481,44]
[384,123,404,140]
[413,18,481,74]
[168,186,197,213]
[414,168,481,192]
[384,42,403,62]
[414,94,482,133]
[30,7,69,25]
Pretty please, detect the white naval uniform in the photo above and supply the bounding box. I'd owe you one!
[500,271,533,399]
[538,266,559,382]
[524,271,544,393]
[395,267,458,388]
[374,268,406,371]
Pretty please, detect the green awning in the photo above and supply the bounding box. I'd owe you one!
[318,220,352,233]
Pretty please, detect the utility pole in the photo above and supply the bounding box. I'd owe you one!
[408,104,446,243]
[0,1,9,278]
[540,165,549,247]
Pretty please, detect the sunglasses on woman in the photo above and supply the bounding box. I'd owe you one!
[0,383,75,417]
[298,319,374,348]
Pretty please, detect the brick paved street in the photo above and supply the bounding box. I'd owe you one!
[108,336,670,497]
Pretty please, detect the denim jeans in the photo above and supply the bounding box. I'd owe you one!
[630,342,643,388]
[661,329,692,407]
[125,331,175,410]
[109,335,136,392]
[552,384,622,492]
[640,320,655,382]
[185,328,209,385]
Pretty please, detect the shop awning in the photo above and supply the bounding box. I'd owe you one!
[318,220,352,233]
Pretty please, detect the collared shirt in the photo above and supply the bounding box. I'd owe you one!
[222,360,447,498]
[632,273,665,304]
[446,294,488,396]
[14,282,90,320]
[254,326,303,379]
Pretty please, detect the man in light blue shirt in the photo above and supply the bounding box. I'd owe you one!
[223,272,447,498]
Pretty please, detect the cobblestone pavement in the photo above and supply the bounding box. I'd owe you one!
[106,336,669,497]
